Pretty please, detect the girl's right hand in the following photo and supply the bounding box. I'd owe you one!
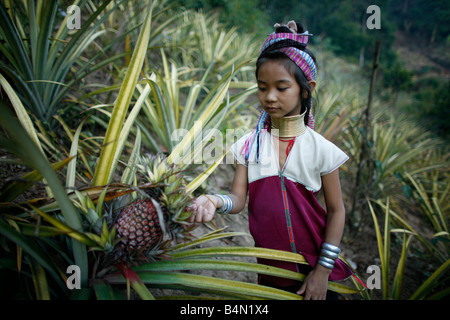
[188,195,220,223]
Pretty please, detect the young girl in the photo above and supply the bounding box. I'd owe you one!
[189,21,353,300]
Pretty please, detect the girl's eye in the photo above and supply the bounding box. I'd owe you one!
[258,87,266,91]
[278,87,288,91]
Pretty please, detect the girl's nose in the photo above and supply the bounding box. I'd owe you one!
[265,89,277,102]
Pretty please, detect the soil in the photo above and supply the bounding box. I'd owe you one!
[0,149,48,201]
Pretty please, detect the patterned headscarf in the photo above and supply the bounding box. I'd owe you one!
[260,31,317,82]
[242,21,316,163]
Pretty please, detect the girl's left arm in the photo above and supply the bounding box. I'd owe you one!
[297,169,346,299]
[321,168,346,247]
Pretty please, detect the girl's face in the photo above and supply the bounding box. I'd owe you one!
[257,60,302,118]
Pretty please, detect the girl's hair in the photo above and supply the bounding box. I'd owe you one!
[255,22,317,126]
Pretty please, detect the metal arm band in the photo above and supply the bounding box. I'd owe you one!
[215,194,233,215]
[320,249,339,260]
[317,256,334,270]
[319,255,336,266]
[321,242,341,254]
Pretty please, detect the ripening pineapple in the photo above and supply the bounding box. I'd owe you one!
[107,153,194,262]
[114,198,162,251]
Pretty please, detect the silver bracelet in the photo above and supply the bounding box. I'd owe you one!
[319,255,336,266]
[215,194,233,215]
[320,249,339,260]
[318,256,335,270]
[321,242,341,254]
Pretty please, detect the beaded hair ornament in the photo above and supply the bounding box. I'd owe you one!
[242,21,317,163]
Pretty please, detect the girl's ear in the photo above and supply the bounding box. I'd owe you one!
[302,81,316,99]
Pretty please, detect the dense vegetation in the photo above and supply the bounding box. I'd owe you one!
[0,0,448,301]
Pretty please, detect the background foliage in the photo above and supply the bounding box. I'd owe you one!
[184,0,450,142]
[0,0,448,300]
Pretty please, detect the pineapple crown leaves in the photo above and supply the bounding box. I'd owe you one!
[133,153,195,221]
[134,153,178,185]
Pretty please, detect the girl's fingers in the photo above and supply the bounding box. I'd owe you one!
[198,208,205,222]
[187,196,217,223]
[194,207,203,223]
[195,206,209,223]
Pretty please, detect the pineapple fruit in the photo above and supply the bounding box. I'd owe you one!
[114,198,162,251]
[107,154,194,262]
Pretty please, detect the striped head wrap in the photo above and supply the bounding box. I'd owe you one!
[260,31,317,82]
[241,21,316,163]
